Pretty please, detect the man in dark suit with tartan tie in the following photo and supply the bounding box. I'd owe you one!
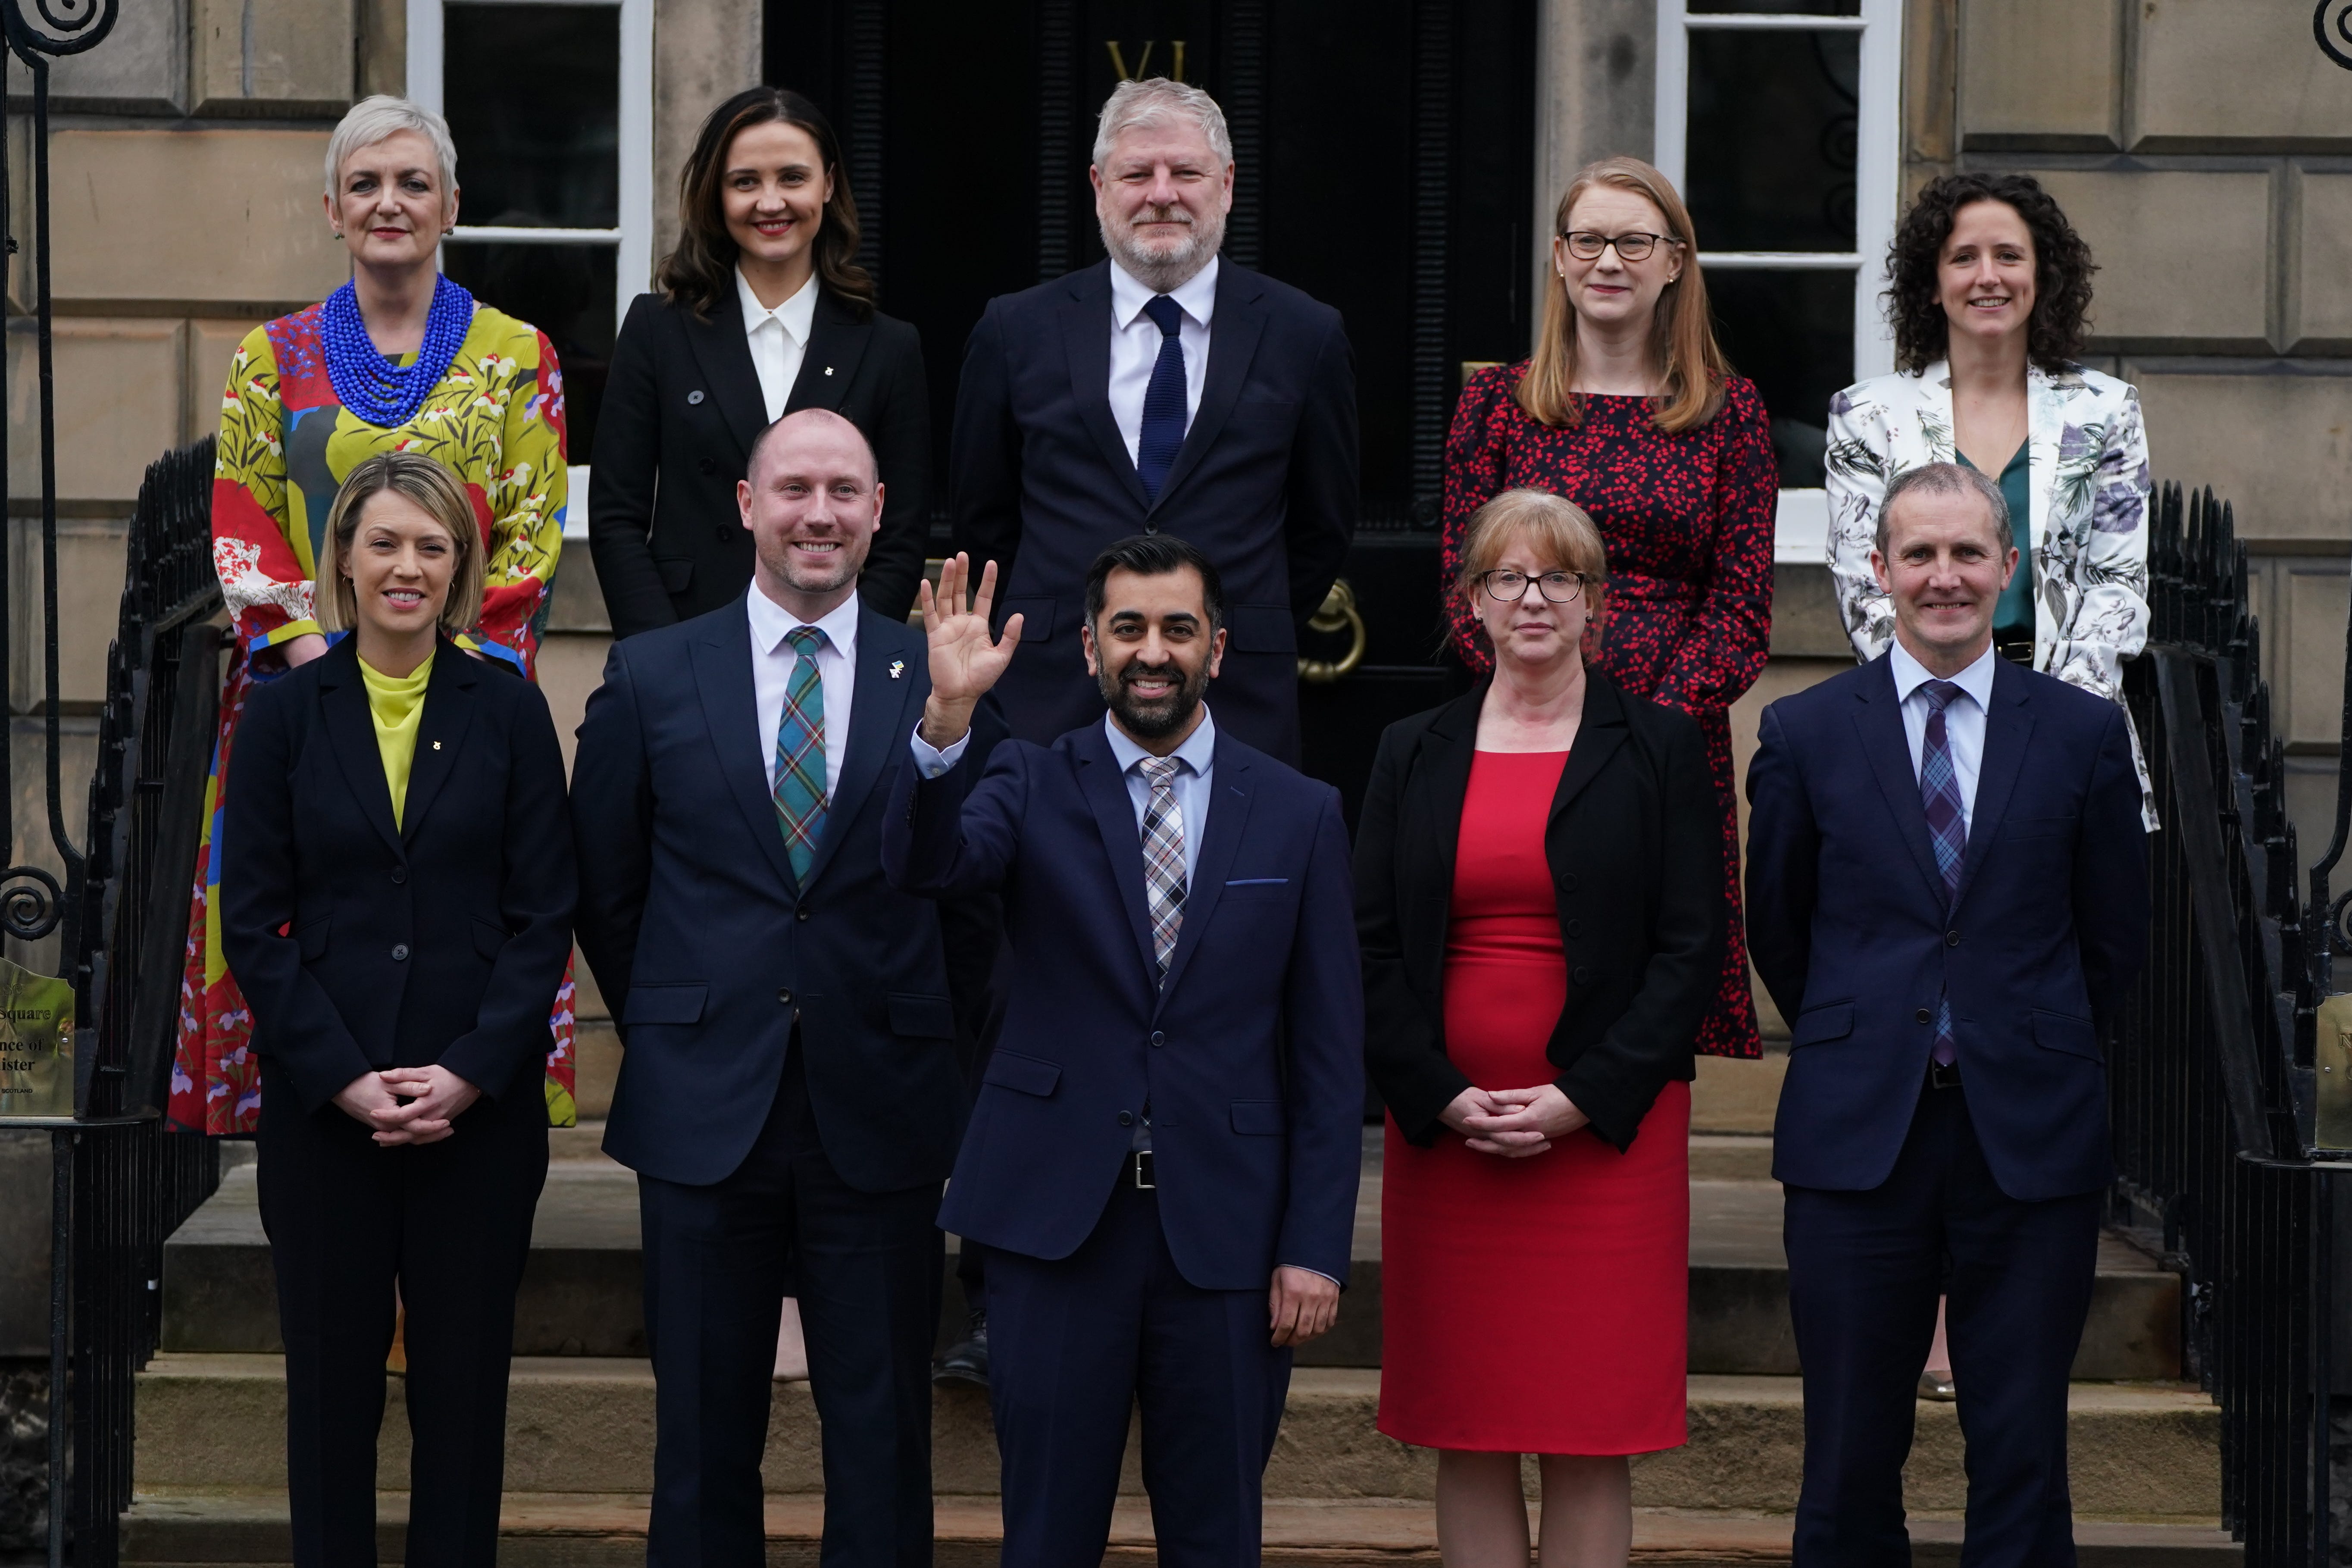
[571,409,975,1567]
[1745,462,2149,1565]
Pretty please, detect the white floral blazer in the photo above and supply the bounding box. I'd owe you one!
[1824,359,2156,826]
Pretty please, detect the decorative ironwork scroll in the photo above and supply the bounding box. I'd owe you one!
[2319,0,2352,70]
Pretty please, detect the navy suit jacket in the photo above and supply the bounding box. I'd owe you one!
[948,259,1358,763]
[1744,653,2148,1202]
[222,636,577,1114]
[884,720,1364,1290]
[571,595,969,1192]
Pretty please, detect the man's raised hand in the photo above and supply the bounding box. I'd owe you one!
[918,553,1023,748]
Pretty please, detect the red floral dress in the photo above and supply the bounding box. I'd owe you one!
[1441,365,1775,1059]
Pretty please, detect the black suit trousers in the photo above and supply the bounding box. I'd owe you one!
[256,1058,547,1568]
[638,1042,940,1568]
[1783,1081,2100,1568]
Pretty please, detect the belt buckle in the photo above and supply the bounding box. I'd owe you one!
[1929,1059,1962,1091]
[1133,1149,1156,1190]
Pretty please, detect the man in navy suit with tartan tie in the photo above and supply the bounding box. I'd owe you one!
[1745,462,2149,1565]
[885,537,1363,1568]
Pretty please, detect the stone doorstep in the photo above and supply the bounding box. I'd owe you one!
[130,1359,2223,1521]
[160,1163,2185,1380]
[116,1493,2241,1568]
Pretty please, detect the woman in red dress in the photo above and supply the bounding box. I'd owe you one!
[1442,156,1773,1063]
[1358,489,1723,1564]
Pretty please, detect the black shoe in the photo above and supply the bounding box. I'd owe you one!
[934,1311,988,1389]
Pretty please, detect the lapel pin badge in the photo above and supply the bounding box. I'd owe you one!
[824,366,835,376]
[432,741,443,750]
[888,658,906,679]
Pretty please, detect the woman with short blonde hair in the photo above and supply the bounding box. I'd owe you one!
[1441,155,1774,1070]
[1363,484,1720,1564]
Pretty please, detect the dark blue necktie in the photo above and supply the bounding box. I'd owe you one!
[1136,294,1186,502]
[1918,679,1967,1067]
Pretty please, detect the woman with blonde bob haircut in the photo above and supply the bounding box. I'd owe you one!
[1361,485,1720,1566]
[224,448,577,1568]
[1442,155,1775,1069]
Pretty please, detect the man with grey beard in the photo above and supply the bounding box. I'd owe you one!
[949,76,1358,769]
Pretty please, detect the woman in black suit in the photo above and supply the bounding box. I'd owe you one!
[590,86,931,630]
[224,452,576,1568]
[1355,488,1721,1564]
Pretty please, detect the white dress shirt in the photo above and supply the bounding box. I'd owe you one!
[907,706,1219,884]
[737,266,819,423]
[1888,638,1997,834]
[1107,255,1217,466]
[748,585,860,801]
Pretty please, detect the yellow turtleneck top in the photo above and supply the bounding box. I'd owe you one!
[358,651,433,828]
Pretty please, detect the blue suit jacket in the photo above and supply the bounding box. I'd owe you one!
[884,720,1364,1290]
[570,596,969,1192]
[948,259,1358,763]
[1744,653,2148,1202]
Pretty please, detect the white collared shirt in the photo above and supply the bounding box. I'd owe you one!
[1888,638,1998,833]
[737,266,819,423]
[747,585,860,801]
[1100,707,1217,887]
[1107,255,1217,466]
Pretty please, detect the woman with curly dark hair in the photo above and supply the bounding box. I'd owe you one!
[588,87,931,631]
[1826,172,2151,819]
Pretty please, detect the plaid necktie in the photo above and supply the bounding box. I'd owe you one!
[1918,679,1967,1067]
[1136,295,1186,501]
[1137,755,1186,977]
[772,626,829,883]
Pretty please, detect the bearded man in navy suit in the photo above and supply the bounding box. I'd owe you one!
[1745,462,2148,1565]
[885,537,1362,1568]
[949,77,1357,765]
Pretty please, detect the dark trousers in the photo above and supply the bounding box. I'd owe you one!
[256,1057,547,1568]
[1783,1080,2101,1568]
[638,1045,940,1568]
[988,1177,1292,1568]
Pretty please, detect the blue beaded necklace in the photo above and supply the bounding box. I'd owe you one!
[319,275,476,428]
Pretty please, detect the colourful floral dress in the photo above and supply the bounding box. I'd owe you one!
[1441,365,1777,1060]
[170,300,575,1134]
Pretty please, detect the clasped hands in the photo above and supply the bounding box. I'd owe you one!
[1440,1083,1589,1157]
[333,1064,480,1146]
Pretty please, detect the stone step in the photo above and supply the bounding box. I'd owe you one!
[131,1357,2222,1521]
[116,1490,2242,1568]
[161,1155,2184,1379]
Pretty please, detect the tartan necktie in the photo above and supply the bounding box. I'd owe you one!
[1136,755,1186,978]
[1136,295,1186,502]
[772,625,829,883]
[1918,678,1967,1067]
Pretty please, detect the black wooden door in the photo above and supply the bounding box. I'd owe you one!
[764,0,1537,820]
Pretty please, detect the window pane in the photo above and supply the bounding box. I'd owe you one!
[1705,269,1852,489]
[1690,0,1859,13]
[443,241,616,466]
[443,3,619,229]
[1684,28,1858,252]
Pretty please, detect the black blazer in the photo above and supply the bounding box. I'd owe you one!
[589,286,932,634]
[948,257,1357,763]
[570,596,975,1192]
[221,637,579,1115]
[1354,670,1722,1152]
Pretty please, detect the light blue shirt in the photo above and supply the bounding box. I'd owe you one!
[1887,638,1996,834]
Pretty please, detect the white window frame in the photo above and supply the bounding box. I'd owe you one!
[408,0,654,537]
[1655,0,1901,563]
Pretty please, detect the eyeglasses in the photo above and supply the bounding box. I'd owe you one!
[1479,570,1596,604]
[1559,230,1679,263]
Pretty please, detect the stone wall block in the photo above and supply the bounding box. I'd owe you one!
[2294,171,2352,351]
[651,0,761,275]
[8,517,127,714]
[1956,0,2117,149]
[2133,0,2352,150]
[2127,366,2352,542]
[50,130,346,310]
[185,318,263,450]
[191,0,355,117]
[2286,565,2350,751]
[2029,168,2270,351]
[6,318,182,504]
[4,0,186,114]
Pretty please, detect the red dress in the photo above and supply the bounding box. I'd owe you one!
[1377,751,1691,1455]
[1441,367,1776,1058]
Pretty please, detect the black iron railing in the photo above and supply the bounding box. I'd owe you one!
[2111,483,2340,1565]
